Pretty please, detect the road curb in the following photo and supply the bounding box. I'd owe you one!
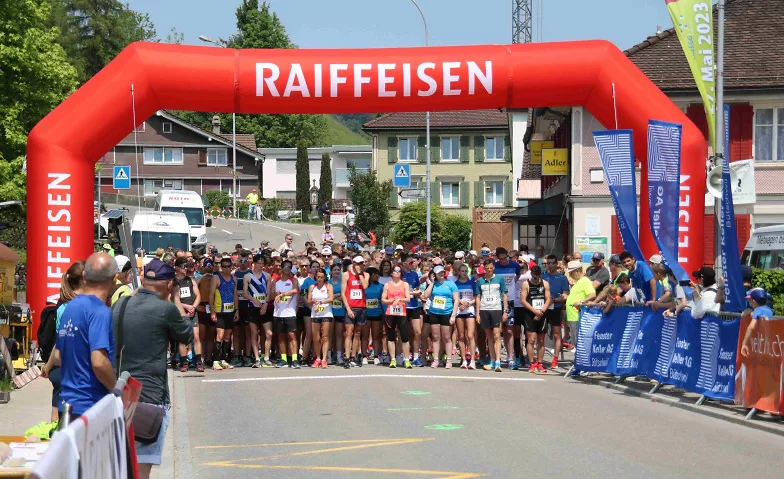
[171,371,193,479]
[573,376,784,437]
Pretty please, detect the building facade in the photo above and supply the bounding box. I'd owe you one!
[363,110,521,219]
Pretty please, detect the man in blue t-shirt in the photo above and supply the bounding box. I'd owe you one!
[494,247,522,369]
[619,251,660,302]
[47,253,118,418]
[740,288,775,358]
[542,254,570,362]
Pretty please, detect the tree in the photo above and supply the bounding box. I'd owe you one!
[318,153,332,208]
[1,0,78,248]
[348,168,393,240]
[435,215,472,252]
[295,144,312,215]
[391,202,470,251]
[162,26,184,44]
[49,0,156,84]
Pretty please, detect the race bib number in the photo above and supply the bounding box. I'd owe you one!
[366,299,379,309]
[504,275,514,287]
[433,297,447,309]
[205,304,211,314]
[460,291,473,301]
[387,304,405,316]
[332,299,343,308]
[253,293,266,302]
[279,295,291,303]
[532,299,545,310]
[484,295,498,305]
[179,286,191,298]
[222,302,235,313]
[350,289,363,300]
[316,305,327,314]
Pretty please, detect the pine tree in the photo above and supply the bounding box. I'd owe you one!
[295,143,312,215]
[318,153,332,208]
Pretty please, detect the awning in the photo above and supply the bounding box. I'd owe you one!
[0,242,21,262]
[500,194,565,222]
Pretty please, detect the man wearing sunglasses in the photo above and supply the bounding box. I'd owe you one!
[542,254,569,367]
[585,253,610,294]
[173,257,202,372]
[232,251,254,367]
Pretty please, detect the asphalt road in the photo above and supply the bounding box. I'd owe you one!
[172,363,784,478]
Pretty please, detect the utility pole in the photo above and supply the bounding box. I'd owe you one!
[512,0,533,44]
[410,0,431,242]
[714,0,726,275]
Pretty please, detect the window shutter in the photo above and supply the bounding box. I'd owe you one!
[432,181,440,206]
[389,187,398,208]
[503,180,513,207]
[474,136,485,163]
[703,214,715,267]
[460,181,469,208]
[474,181,484,207]
[460,136,470,163]
[686,105,709,143]
[729,105,753,162]
[735,214,752,254]
[611,215,623,254]
[504,135,512,163]
[417,137,427,164]
[388,136,398,164]
[198,150,207,165]
[431,136,441,163]
[227,149,234,167]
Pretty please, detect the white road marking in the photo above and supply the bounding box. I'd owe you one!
[202,374,545,383]
[232,218,302,236]
[221,229,232,234]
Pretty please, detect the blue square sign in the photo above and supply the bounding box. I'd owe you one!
[113,165,131,190]
[393,164,411,188]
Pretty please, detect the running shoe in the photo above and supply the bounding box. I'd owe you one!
[292,361,301,369]
[230,357,243,368]
[468,359,476,370]
[212,360,223,371]
[343,360,350,369]
[494,361,503,373]
[389,359,397,369]
[170,358,178,370]
[373,357,381,365]
[483,362,493,371]
[321,360,328,369]
[536,362,548,374]
[243,356,254,368]
[460,360,468,369]
[311,359,321,368]
[327,351,333,364]
[196,362,205,373]
[515,357,523,369]
[445,360,452,370]
[262,358,275,368]
[252,359,260,368]
[431,359,439,369]
[396,355,405,365]
[349,360,358,368]
[356,353,363,367]
[179,362,188,373]
[412,358,424,368]
[404,360,412,369]
[276,360,289,368]
[452,347,458,356]
[221,360,234,369]
[550,358,559,369]
[362,356,368,366]
[510,359,519,371]
[529,363,537,374]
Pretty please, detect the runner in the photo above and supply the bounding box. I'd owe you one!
[233,251,253,367]
[476,259,507,372]
[542,254,569,368]
[209,256,237,370]
[242,253,271,368]
[364,267,385,365]
[297,260,319,366]
[454,263,478,369]
[382,265,412,369]
[328,262,345,365]
[307,268,334,368]
[341,256,369,368]
[494,247,522,369]
[173,257,202,372]
[271,260,300,368]
[520,266,552,374]
[423,266,458,369]
[196,259,217,370]
[399,254,425,366]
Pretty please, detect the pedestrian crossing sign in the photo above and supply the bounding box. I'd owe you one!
[393,164,411,188]
[113,165,131,189]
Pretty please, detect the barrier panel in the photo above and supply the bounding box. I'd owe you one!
[574,306,740,401]
[735,315,784,416]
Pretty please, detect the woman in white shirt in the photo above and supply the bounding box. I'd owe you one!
[308,268,334,368]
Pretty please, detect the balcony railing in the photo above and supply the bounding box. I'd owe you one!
[335,168,369,186]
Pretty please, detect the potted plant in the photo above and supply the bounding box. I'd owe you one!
[0,375,12,404]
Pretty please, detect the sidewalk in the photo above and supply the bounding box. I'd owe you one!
[0,376,54,436]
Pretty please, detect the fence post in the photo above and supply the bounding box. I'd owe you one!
[744,408,757,420]
[695,394,708,406]
[649,383,663,394]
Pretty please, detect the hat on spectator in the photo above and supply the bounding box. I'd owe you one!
[469,250,478,256]
[592,252,605,261]
[746,287,768,302]
[114,255,131,272]
[203,259,214,268]
[102,243,112,251]
[649,254,663,265]
[321,247,332,256]
[270,251,281,258]
[741,265,753,284]
[608,254,622,265]
[432,257,443,265]
[353,256,365,264]
[144,258,175,281]
[692,266,716,281]
[480,247,491,257]
[395,244,404,251]
[384,246,394,255]
[433,265,445,274]
[566,260,582,272]
[455,251,465,259]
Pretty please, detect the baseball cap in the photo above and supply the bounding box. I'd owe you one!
[649,254,663,265]
[433,265,445,274]
[144,258,175,281]
[746,287,768,302]
[455,251,465,259]
[469,250,478,256]
[566,260,582,272]
[384,246,394,255]
[321,247,332,256]
[114,255,131,272]
[271,251,281,258]
[203,259,214,268]
[353,256,365,264]
[395,244,404,251]
[608,254,622,265]
[102,243,112,251]
[592,252,605,261]
[210,247,219,254]
[741,265,753,283]
[692,266,715,280]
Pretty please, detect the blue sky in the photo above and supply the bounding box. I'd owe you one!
[129,0,675,51]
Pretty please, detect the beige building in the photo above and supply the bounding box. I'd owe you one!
[363,110,519,219]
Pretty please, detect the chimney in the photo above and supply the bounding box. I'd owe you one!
[656,25,662,34]
[212,115,221,134]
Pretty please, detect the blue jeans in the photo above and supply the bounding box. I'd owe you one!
[248,204,257,219]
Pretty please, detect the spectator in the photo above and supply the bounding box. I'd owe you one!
[535,245,545,266]
[608,254,628,285]
[246,188,259,220]
[109,255,134,306]
[740,288,774,357]
[690,266,720,319]
[564,260,597,343]
[586,253,610,293]
[619,251,659,302]
[112,258,193,479]
[47,253,117,421]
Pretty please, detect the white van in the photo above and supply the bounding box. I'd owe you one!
[154,190,210,252]
[131,211,192,255]
[741,225,784,270]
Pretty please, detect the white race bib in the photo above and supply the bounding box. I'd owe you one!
[366,299,379,308]
[484,295,498,305]
[504,275,514,287]
[222,302,234,313]
[350,289,363,300]
[433,297,447,309]
[179,286,191,298]
[532,299,545,310]
[460,291,473,301]
[387,304,405,316]
[253,293,266,302]
[278,295,291,303]
[205,304,211,313]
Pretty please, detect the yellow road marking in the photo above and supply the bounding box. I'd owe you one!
[195,438,407,450]
[201,462,485,478]
[233,438,433,462]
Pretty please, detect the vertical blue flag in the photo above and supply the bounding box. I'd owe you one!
[647,120,687,281]
[720,105,745,312]
[593,130,644,260]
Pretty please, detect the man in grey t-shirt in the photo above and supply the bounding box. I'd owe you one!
[585,253,611,293]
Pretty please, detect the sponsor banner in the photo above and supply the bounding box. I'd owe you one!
[735,315,784,415]
[541,148,568,175]
[719,105,745,312]
[666,0,716,152]
[593,130,645,261]
[647,120,688,281]
[575,307,739,400]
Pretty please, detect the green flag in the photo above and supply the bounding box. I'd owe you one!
[666,0,716,152]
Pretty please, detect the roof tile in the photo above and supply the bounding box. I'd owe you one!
[363,110,508,129]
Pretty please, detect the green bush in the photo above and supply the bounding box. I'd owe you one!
[204,190,230,209]
[751,268,784,316]
[391,202,470,251]
[261,198,284,220]
[237,202,249,219]
[435,214,472,252]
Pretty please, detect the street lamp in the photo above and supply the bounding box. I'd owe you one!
[409,0,431,242]
[199,35,238,217]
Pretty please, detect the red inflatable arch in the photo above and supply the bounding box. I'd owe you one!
[26,41,707,331]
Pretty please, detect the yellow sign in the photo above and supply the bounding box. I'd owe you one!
[530,141,554,165]
[0,261,14,305]
[542,148,568,176]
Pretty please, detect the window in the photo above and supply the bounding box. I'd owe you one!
[144,179,182,196]
[277,191,296,199]
[161,122,172,133]
[399,137,417,162]
[484,181,504,206]
[143,147,183,165]
[485,136,504,161]
[441,182,460,207]
[518,224,558,257]
[207,148,228,166]
[276,160,296,174]
[755,107,784,162]
[221,182,238,198]
[440,137,460,161]
[590,169,604,183]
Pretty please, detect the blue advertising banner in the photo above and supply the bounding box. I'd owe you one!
[647,120,687,281]
[575,307,739,401]
[720,105,745,312]
[593,130,645,261]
